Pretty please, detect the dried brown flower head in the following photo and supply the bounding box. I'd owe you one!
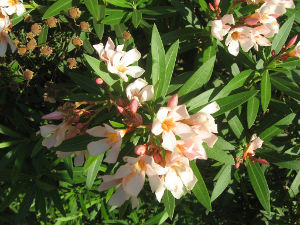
[31,23,42,36]
[123,31,131,41]
[13,40,20,47]
[80,21,90,32]
[23,69,34,80]
[40,45,53,56]
[24,14,32,23]
[72,36,83,47]
[27,39,37,51]
[18,45,27,56]
[27,32,35,39]
[46,17,58,28]
[68,7,81,19]
[67,58,77,69]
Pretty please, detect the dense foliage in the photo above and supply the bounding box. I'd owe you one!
[0,0,299,224]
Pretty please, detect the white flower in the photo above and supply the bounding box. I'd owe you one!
[225,27,253,56]
[211,14,235,41]
[0,30,16,57]
[0,0,26,16]
[126,78,154,104]
[0,8,10,32]
[107,49,145,82]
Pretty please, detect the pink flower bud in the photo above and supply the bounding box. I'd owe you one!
[254,158,269,165]
[280,54,289,61]
[214,0,220,9]
[135,145,147,155]
[129,99,139,115]
[116,99,124,106]
[286,34,298,50]
[244,16,260,25]
[96,78,104,85]
[209,3,215,12]
[271,50,276,57]
[153,153,162,163]
[76,123,84,129]
[235,161,241,169]
[167,94,178,108]
[42,111,65,120]
[117,106,126,115]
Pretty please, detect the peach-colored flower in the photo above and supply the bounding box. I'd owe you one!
[0,0,26,16]
[126,78,154,104]
[152,105,194,151]
[250,25,272,51]
[99,155,166,208]
[86,124,126,163]
[155,152,197,200]
[211,14,235,41]
[288,41,300,58]
[225,27,253,56]
[0,30,16,57]
[175,136,207,160]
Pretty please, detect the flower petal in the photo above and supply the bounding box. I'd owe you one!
[121,48,141,66]
[87,139,110,156]
[125,66,145,78]
[108,187,130,207]
[86,126,107,137]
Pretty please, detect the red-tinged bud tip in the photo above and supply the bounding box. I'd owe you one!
[214,0,220,9]
[271,50,276,57]
[10,24,12,28]
[42,111,65,120]
[153,153,162,163]
[286,34,298,49]
[117,106,125,115]
[254,158,269,165]
[280,54,289,61]
[116,99,124,106]
[135,144,147,156]
[235,161,241,169]
[209,3,215,12]
[95,78,104,85]
[167,94,178,108]
[129,99,139,115]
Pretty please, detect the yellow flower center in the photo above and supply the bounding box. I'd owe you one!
[106,132,118,144]
[117,64,127,73]
[135,160,146,172]
[0,11,5,19]
[161,118,175,132]
[176,144,185,154]
[9,0,18,6]
[231,31,240,41]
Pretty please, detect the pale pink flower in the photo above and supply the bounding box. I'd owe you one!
[0,30,16,57]
[250,25,272,51]
[86,124,126,163]
[126,78,154,104]
[0,0,26,16]
[56,150,87,166]
[243,133,263,159]
[99,155,166,208]
[155,152,197,200]
[107,49,145,82]
[288,41,300,58]
[175,136,207,160]
[211,14,235,41]
[151,105,194,151]
[225,26,253,56]
[93,37,124,64]
[0,8,10,32]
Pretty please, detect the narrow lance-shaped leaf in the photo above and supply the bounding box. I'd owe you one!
[261,70,271,112]
[211,165,231,202]
[162,190,175,219]
[190,161,212,211]
[271,14,295,54]
[246,158,270,213]
[132,9,142,28]
[42,0,72,19]
[86,154,104,189]
[38,25,48,45]
[15,188,36,222]
[247,94,259,128]
[84,0,100,20]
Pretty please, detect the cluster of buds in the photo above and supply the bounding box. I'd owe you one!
[272,34,300,60]
[210,0,295,56]
[235,134,269,168]
[0,0,25,57]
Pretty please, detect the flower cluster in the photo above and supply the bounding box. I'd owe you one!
[0,0,25,56]
[210,0,295,56]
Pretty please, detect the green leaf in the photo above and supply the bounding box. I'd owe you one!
[259,113,296,141]
[227,114,244,139]
[52,134,98,152]
[102,11,131,25]
[38,25,48,45]
[50,190,66,216]
[261,70,271,112]
[42,0,73,19]
[197,0,208,12]
[271,13,295,54]
[31,138,44,158]
[86,154,104,189]
[16,187,36,222]
[212,70,253,101]
[211,165,231,202]
[161,40,179,98]
[0,124,23,138]
[93,19,105,40]
[35,191,46,223]
[0,183,26,212]
[190,161,211,211]
[178,56,216,97]
[84,0,100,20]
[106,0,132,8]
[247,95,259,128]
[84,54,117,86]
[11,9,34,26]
[132,9,142,28]
[143,211,169,225]
[186,88,214,111]
[67,71,100,94]
[151,24,166,100]
[271,76,300,101]
[162,190,175,219]
[204,143,235,165]
[289,170,300,198]
[246,158,270,213]
[214,90,258,116]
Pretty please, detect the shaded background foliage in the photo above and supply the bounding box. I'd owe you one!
[0,0,299,224]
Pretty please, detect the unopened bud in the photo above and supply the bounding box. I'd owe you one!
[135,145,147,155]
[286,34,298,50]
[116,99,124,106]
[271,49,276,57]
[214,0,220,9]
[117,106,126,115]
[129,99,139,115]
[42,111,65,120]
[254,158,269,165]
[96,78,104,85]
[167,93,178,107]
[209,3,215,12]
[235,161,241,169]
[153,153,162,163]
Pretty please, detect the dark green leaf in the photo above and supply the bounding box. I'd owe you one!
[247,95,259,128]
[106,0,132,8]
[42,0,73,19]
[211,165,231,202]
[261,70,271,112]
[86,154,104,189]
[132,9,142,28]
[0,124,23,138]
[16,187,36,222]
[52,134,98,152]
[67,71,100,94]
[162,190,175,219]
[38,25,48,45]
[84,0,100,20]
[271,76,300,100]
